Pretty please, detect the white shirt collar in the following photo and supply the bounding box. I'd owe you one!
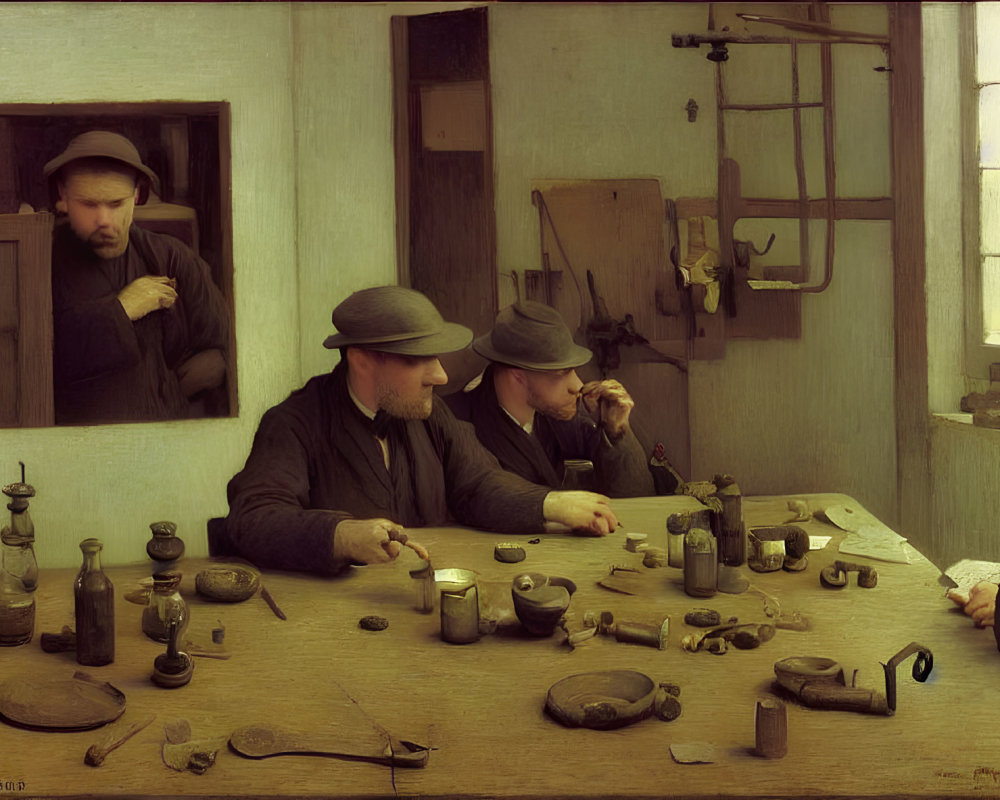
[501,404,534,434]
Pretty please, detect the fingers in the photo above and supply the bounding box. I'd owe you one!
[580,380,634,433]
[947,588,970,606]
[378,540,402,560]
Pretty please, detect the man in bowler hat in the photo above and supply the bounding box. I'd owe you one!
[224,286,619,574]
[45,130,229,423]
[447,301,654,497]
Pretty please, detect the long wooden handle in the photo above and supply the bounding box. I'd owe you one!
[84,713,157,767]
[229,725,429,768]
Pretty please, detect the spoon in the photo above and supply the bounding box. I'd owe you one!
[229,724,429,768]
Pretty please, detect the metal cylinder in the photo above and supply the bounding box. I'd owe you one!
[755,697,787,758]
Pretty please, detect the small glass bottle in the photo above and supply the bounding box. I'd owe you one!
[142,571,189,643]
[2,463,38,592]
[74,538,115,666]
[0,542,34,646]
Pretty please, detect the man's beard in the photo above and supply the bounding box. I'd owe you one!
[526,385,578,421]
[376,384,433,420]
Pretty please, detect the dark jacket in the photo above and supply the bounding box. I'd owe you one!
[51,221,229,424]
[224,362,550,575]
[445,365,654,497]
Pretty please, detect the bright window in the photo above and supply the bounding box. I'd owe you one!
[976,4,1000,346]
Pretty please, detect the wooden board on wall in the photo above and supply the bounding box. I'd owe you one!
[0,212,53,428]
[532,179,691,479]
[394,7,497,354]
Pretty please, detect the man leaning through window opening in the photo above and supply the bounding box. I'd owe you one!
[45,130,229,424]
[446,300,655,497]
[222,286,619,574]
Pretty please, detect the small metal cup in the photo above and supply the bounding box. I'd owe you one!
[438,569,479,644]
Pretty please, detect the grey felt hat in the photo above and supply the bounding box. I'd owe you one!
[323,286,472,356]
[472,301,592,370]
[43,130,161,195]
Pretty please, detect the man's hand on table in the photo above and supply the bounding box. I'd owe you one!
[542,490,618,536]
[333,518,404,564]
[948,580,999,627]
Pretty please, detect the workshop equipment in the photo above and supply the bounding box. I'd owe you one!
[773,642,933,715]
[229,723,430,768]
[820,560,878,589]
[545,670,681,729]
[511,573,575,636]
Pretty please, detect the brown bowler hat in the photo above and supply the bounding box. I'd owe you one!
[473,301,592,370]
[43,130,161,195]
[323,286,472,356]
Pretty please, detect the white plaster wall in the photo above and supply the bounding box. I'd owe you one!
[0,2,299,567]
[490,3,898,528]
[292,2,475,382]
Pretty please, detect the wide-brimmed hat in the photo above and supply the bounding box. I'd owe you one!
[43,130,161,195]
[323,286,472,356]
[472,301,591,370]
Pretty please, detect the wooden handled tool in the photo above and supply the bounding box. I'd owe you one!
[229,724,430,768]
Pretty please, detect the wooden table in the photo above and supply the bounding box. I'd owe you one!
[1,493,996,799]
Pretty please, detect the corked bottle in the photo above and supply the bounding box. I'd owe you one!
[146,521,184,574]
[2,462,38,592]
[74,538,115,666]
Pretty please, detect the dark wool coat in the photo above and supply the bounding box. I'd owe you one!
[445,365,655,498]
[224,362,550,575]
[51,221,229,424]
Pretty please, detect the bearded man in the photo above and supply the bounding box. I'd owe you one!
[446,301,654,497]
[222,286,620,574]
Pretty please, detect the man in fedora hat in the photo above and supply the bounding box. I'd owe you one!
[446,301,653,497]
[45,130,229,423]
[223,286,619,574]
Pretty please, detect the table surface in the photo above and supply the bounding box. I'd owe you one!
[0,493,996,800]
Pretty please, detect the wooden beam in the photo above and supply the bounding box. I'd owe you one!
[889,3,930,539]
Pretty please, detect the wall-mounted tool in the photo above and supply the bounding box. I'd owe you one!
[820,560,877,589]
[774,642,933,715]
[584,271,687,375]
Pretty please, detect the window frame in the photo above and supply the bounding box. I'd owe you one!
[963,2,1000,381]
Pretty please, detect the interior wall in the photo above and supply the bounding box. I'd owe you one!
[490,2,898,529]
[0,2,301,568]
[291,2,474,383]
[925,2,1000,569]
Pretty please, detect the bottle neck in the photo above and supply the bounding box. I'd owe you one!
[80,551,102,573]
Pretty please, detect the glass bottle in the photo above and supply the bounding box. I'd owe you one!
[74,538,115,666]
[2,463,38,592]
[0,542,34,646]
[142,571,189,643]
